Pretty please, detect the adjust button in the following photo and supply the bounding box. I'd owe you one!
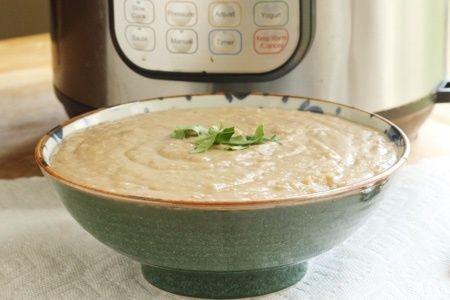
[254,1,288,26]
[125,0,154,24]
[126,26,155,51]
[167,29,198,53]
[209,2,241,27]
[209,30,242,55]
[166,2,197,26]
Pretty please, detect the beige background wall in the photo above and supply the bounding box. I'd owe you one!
[0,0,49,39]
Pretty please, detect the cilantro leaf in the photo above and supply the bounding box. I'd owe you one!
[172,124,280,153]
[215,127,235,143]
[254,124,264,140]
[227,134,252,145]
[172,125,208,139]
[192,134,218,153]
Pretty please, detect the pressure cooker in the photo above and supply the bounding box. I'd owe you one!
[49,0,450,137]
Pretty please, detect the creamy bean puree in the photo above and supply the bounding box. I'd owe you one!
[51,107,398,201]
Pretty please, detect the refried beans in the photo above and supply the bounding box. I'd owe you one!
[50,107,398,201]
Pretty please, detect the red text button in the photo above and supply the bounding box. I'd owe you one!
[254,29,289,54]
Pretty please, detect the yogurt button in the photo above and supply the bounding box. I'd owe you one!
[209,3,241,27]
[125,0,154,24]
[167,29,198,53]
[126,26,155,51]
[210,30,241,54]
[166,2,197,26]
[254,1,288,26]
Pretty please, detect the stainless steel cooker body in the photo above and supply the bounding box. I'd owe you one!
[50,0,448,135]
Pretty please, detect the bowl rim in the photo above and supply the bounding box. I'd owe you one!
[35,93,410,210]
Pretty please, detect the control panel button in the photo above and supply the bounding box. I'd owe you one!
[125,0,154,24]
[254,29,289,54]
[167,29,198,53]
[166,2,197,26]
[126,26,155,51]
[209,30,242,55]
[254,1,288,26]
[209,2,241,27]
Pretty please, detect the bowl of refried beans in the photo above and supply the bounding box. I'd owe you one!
[35,93,409,299]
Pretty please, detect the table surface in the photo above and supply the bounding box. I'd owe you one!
[1,33,450,179]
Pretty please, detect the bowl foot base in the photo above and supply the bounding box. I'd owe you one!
[141,262,308,299]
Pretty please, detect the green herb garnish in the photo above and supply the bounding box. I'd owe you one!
[172,124,280,153]
[172,125,209,139]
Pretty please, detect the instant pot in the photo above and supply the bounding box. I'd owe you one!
[50,0,450,137]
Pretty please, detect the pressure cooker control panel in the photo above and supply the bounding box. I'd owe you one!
[111,0,312,76]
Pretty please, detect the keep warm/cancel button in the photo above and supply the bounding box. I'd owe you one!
[254,29,289,54]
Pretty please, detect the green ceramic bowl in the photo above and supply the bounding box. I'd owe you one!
[35,94,409,299]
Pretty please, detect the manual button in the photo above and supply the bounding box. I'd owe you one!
[126,26,155,51]
[125,0,154,24]
[254,1,288,26]
[167,29,198,53]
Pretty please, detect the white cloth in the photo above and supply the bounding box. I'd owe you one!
[1,157,450,300]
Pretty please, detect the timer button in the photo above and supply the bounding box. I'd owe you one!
[209,2,241,27]
[167,29,198,53]
[125,0,154,24]
[254,1,288,26]
[126,26,155,51]
[166,2,197,27]
[209,30,242,55]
